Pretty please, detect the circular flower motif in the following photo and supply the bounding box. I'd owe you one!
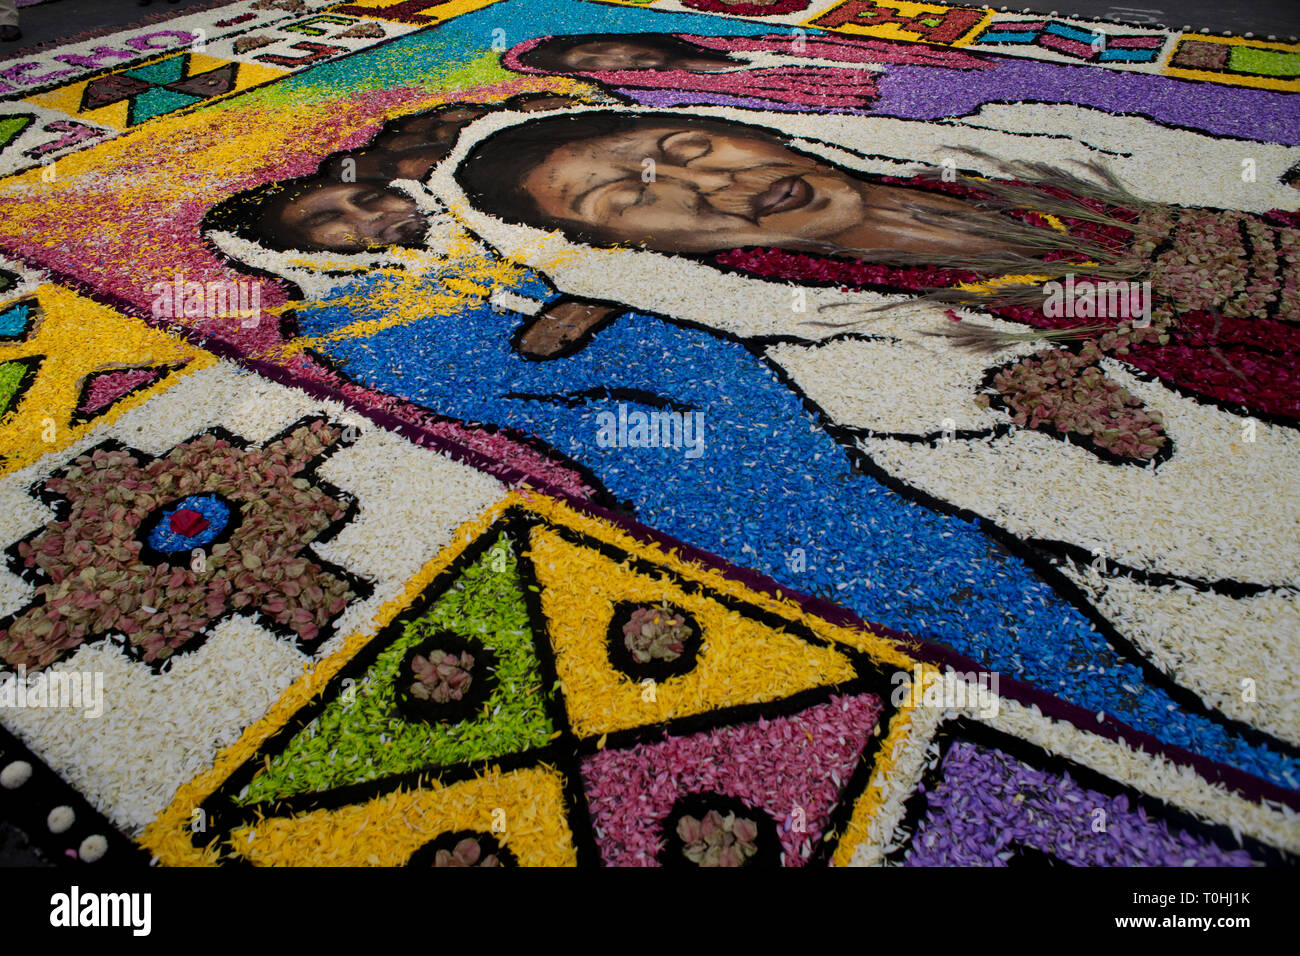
[434,837,502,868]
[622,602,691,664]
[606,601,702,681]
[410,648,475,704]
[659,795,779,868]
[143,494,233,556]
[407,830,515,867]
[394,632,498,725]
[676,809,761,867]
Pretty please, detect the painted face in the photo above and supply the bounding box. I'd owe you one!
[553,40,731,73]
[556,41,671,72]
[276,183,424,252]
[517,120,871,253]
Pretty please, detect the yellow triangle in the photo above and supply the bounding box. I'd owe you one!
[187,51,232,75]
[0,283,213,476]
[231,61,289,91]
[528,525,857,738]
[24,83,83,115]
[25,84,129,130]
[184,54,284,95]
[229,765,577,866]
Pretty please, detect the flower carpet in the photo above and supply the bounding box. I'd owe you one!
[0,0,1297,868]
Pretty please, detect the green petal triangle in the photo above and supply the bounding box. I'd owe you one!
[234,532,555,806]
[0,356,42,420]
[127,87,202,126]
[0,114,35,152]
[124,55,188,87]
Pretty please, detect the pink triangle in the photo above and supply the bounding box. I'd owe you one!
[75,363,186,421]
[579,691,884,866]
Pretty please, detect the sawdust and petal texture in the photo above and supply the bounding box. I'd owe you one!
[2,418,361,670]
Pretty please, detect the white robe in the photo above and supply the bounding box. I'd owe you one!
[409,103,1300,745]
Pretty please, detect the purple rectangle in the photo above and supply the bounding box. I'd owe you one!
[1108,34,1167,49]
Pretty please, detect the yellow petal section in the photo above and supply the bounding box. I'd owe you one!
[230,764,576,867]
[529,524,858,738]
[0,283,212,476]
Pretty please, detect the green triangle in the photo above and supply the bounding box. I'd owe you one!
[126,87,201,126]
[0,114,34,152]
[234,532,555,806]
[0,356,42,419]
[124,55,188,87]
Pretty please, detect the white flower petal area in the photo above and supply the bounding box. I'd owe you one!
[765,313,1038,435]
[849,359,1300,585]
[0,361,505,833]
[1,619,307,833]
[1062,563,1300,749]
[942,103,1300,212]
[822,348,1300,743]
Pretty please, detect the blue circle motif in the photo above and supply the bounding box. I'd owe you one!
[146,495,231,554]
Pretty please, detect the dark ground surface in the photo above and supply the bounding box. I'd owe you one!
[0,0,1298,867]
[1,0,1299,54]
[0,820,50,866]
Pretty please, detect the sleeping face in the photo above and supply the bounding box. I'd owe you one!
[549,39,736,73]
[516,118,874,254]
[271,182,425,252]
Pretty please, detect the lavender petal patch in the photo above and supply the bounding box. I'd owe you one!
[902,740,1258,867]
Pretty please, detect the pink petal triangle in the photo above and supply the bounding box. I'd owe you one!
[580,691,884,866]
[74,362,187,422]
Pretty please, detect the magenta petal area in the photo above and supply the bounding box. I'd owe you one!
[579,692,883,866]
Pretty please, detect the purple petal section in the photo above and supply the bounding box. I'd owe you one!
[902,740,1258,866]
[621,56,1300,145]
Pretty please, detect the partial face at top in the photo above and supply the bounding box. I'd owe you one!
[516,119,871,254]
[273,182,424,252]
[553,40,732,73]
